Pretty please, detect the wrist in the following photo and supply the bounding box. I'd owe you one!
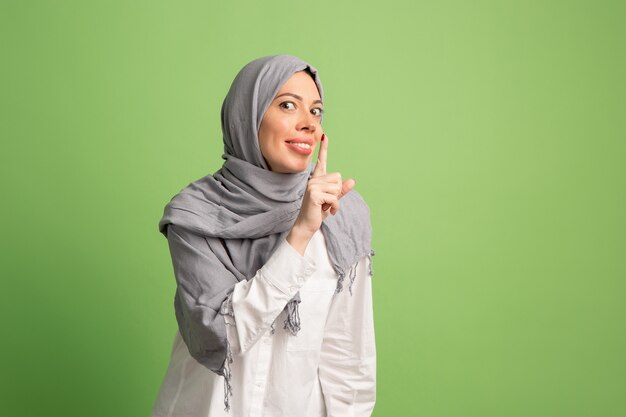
[286,223,314,256]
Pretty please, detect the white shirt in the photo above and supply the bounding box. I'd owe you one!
[151,230,376,417]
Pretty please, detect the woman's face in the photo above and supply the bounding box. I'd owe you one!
[258,71,323,173]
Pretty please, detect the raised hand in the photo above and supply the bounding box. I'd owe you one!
[287,134,356,255]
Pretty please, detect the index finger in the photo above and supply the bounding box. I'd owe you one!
[312,134,328,177]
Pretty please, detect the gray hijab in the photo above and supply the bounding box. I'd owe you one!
[158,54,374,411]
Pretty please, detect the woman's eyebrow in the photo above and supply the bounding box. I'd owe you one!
[275,92,323,105]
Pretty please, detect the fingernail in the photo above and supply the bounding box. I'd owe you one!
[321,134,325,142]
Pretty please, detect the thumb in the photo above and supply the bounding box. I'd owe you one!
[339,178,356,199]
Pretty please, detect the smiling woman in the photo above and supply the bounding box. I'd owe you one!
[258,70,324,173]
[152,55,376,417]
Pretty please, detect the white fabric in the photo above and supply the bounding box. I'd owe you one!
[151,230,376,417]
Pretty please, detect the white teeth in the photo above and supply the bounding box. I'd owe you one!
[289,142,311,149]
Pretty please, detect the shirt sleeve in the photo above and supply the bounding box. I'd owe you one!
[225,238,317,355]
[318,255,377,417]
[167,224,318,372]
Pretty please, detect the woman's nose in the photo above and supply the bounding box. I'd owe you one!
[296,110,317,132]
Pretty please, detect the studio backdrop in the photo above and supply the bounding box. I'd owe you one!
[1,1,625,416]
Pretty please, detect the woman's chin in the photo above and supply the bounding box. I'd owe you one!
[283,167,308,174]
[277,160,310,174]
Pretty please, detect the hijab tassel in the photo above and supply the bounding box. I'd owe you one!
[219,294,235,413]
[335,248,376,295]
[222,336,234,412]
[283,298,301,335]
[335,270,346,294]
[367,249,376,277]
[348,263,358,295]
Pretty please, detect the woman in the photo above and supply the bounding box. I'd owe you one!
[152,55,376,417]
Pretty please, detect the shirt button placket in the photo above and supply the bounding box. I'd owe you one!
[249,332,273,416]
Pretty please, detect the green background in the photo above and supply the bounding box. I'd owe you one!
[2,1,625,416]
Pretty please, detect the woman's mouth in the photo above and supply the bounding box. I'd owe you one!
[285,140,313,155]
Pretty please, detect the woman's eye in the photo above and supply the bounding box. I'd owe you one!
[311,108,323,117]
[279,101,296,110]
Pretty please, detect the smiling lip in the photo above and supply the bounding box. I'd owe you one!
[285,138,315,155]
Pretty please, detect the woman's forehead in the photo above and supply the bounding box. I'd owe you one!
[275,71,322,101]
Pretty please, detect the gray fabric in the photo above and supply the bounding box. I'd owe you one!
[158,54,374,383]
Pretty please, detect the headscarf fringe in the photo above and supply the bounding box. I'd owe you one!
[219,295,235,413]
[348,262,358,295]
[335,248,376,295]
[335,270,346,294]
[223,336,234,412]
[283,298,301,335]
[368,249,376,277]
